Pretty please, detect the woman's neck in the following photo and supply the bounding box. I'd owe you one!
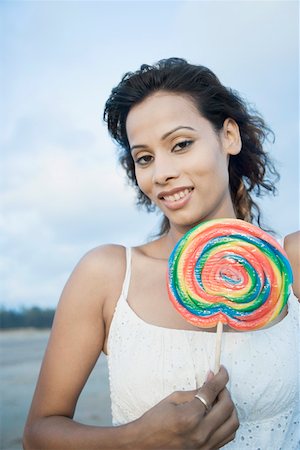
[165,213,238,255]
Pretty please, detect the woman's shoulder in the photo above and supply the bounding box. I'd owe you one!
[284,230,300,261]
[284,230,300,245]
[81,243,126,266]
[75,243,127,285]
[62,244,127,306]
[284,231,300,300]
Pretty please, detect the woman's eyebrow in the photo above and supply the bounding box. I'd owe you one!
[130,126,196,152]
[161,126,196,140]
[130,143,147,152]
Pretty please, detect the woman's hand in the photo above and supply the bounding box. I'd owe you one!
[136,366,238,450]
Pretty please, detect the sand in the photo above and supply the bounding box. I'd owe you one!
[0,329,112,450]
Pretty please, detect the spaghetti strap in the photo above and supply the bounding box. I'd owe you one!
[121,247,132,300]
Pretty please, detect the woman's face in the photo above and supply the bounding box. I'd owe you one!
[126,91,241,234]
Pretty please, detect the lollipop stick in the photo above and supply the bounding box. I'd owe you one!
[214,321,223,374]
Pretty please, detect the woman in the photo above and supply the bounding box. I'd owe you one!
[23,58,299,449]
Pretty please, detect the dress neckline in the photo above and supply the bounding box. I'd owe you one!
[122,292,290,335]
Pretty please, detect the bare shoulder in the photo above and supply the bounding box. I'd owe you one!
[284,231,300,300]
[284,231,300,264]
[284,230,300,247]
[57,243,127,317]
[76,243,126,271]
[51,243,127,351]
[73,243,126,293]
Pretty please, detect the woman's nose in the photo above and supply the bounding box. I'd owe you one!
[152,156,180,185]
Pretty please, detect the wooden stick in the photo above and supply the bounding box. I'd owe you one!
[214,321,223,374]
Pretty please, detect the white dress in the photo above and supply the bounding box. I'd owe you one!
[107,247,300,449]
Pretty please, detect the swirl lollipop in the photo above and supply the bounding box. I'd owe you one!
[167,218,293,371]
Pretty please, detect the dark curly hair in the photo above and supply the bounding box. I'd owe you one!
[103,57,279,235]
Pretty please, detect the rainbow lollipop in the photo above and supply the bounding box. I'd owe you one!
[167,218,293,370]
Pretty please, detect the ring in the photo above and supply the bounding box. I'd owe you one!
[195,393,211,413]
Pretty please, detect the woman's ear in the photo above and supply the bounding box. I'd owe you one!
[221,118,242,156]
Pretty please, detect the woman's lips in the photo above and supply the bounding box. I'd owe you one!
[159,187,193,210]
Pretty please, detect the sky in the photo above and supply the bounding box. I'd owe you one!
[1,0,299,309]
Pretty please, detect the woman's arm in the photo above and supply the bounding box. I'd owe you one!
[284,231,300,300]
[23,244,134,450]
[23,245,238,450]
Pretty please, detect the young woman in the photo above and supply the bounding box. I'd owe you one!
[23,58,299,449]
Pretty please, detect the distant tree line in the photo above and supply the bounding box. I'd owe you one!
[0,306,55,329]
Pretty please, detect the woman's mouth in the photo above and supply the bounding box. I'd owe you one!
[158,187,193,210]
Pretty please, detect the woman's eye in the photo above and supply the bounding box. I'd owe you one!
[173,140,193,151]
[135,154,153,166]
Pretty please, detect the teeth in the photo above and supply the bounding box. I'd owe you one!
[164,188,190,202]
[166,194,175,202]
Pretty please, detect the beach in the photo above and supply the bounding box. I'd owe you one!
[0,329,111,450]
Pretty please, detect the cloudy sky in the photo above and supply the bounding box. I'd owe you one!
[1,0,299,309]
